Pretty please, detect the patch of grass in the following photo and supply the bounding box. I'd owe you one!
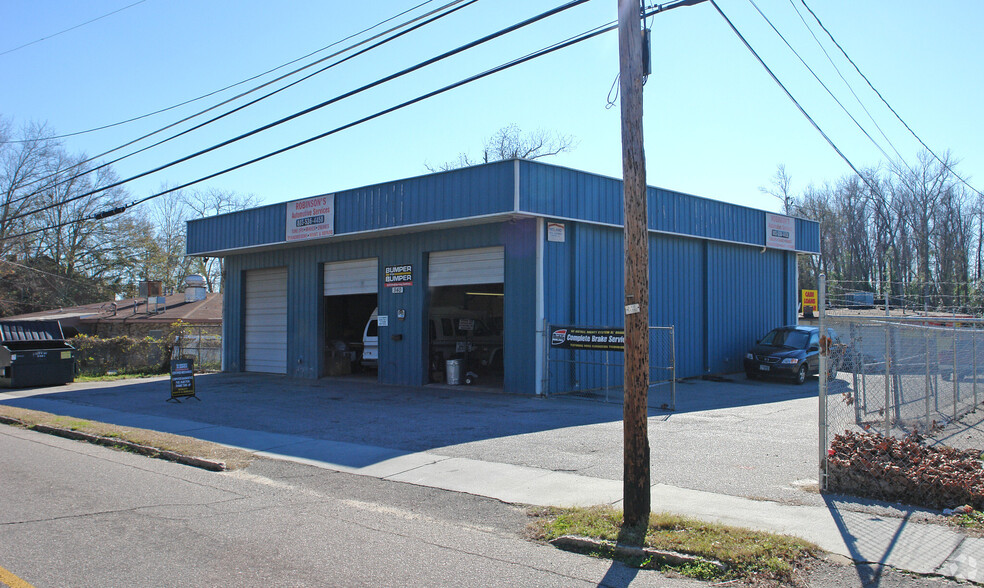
[0,405,253,470]
[951,509,984,532]
[76,371,165,382]
[528,505,820,584]
[51,416,92,431]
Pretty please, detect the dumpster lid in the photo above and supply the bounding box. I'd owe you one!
[0,320,66,343]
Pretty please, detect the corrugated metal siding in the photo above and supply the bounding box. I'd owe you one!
[650,234,706,378]
[188,162,516,255]
[705,243,788,373]
[795,217,820,253]
[541,220,793,381]
[221,221,538,392]
[517,161,820,254]
[188,202,287,255]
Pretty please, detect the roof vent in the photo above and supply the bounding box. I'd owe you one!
[184,274,207,303]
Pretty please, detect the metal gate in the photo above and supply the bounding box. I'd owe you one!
[542,321,676,409]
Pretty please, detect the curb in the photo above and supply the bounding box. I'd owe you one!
[549,535,728,572]
[0,415,226,472]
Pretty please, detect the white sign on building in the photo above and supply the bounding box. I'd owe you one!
[286,194,334,242]
[765,213,795,251]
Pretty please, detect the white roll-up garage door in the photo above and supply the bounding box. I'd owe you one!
[245,267,288,374]
[323,258,378,295]
[429,246,504,286]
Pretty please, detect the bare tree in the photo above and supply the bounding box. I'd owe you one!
[760,164,795,214]
[182,187,258,291]
[425,124,577,172]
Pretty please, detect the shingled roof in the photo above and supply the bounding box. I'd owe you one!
[0,293,221,326]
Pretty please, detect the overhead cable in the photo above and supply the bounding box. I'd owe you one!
[798,0,982,199]
[7,0,591,223]
[784,0,909,169]
[0,0,150,58]
[745,0,898,168]
[708,0,878,196]
[6,16,618,240]
[5,0,473,205]
[0,0,443,144]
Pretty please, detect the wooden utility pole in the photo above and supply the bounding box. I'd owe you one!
[617,0,651,527]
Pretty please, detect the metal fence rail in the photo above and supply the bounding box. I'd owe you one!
[173,325,222,371]
[818,276,984,504]
[543,323,675,409]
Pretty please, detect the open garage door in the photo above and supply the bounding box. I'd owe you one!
[428,246,503,286]
[245,267,288,374]
[324,258,378,296]
[323,258,378,377]
[428,247,504,387]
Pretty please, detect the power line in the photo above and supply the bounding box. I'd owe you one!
[4,0,471,206]
[744,0,897,168]
[708,0,879,196]
[6,13,620,241]
[784,0,909,169]
[797,0,983,200]
[0,0,442,144]
[7,0,591,224]
[0,0,150,58]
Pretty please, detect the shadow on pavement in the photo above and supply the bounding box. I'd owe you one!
[0,371,818,469]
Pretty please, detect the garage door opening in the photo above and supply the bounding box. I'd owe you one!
[324,294,377,378]
[323,258,378,379]
[427,283,504,387]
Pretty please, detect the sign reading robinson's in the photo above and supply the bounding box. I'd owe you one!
[765,212,795,251]
[549,325,625,352]
[286,194,334,241]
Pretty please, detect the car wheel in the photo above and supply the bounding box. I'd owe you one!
[794,364,807,385]
[745,371,757,380]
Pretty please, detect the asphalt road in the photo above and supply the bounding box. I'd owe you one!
[0,425,707,588]
[0,421,964,587]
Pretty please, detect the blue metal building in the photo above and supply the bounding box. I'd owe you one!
[186,159,820,394]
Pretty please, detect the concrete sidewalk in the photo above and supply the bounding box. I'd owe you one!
[2,377,982,583]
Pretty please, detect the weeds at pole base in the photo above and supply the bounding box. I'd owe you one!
[527,505,820,584]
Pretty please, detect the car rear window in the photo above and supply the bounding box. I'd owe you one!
[761,329,810,349]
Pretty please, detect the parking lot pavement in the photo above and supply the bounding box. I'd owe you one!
[0,372,828,506]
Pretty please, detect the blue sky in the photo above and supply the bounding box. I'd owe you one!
[1,0,981,215]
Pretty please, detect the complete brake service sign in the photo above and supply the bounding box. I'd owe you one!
[549,325,625,352]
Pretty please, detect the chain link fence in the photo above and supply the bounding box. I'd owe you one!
[543,323,675,409]
[819,277,984,509]
[173,325,222,371]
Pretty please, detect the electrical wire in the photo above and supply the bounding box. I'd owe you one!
[6,0,592,224]
[5,16,619,241]
[708,0,879,196]
[0,0,442,144]
[0,0,150,58]
[797,0,983,200]
[784,0,908,169]
[5,0,472,205]
[744,0,896,166]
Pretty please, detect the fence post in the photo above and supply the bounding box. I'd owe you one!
[975,331,979,407]
[541,318,549,396]
[925,327,931,432]
[884,323,892,437]
[818,275,828,488]
[954,320,959,421]
[670,326,676,411]
[605,349,610,403]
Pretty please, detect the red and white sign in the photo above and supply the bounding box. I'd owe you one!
[765,213,795,251]
[286,194,334,242]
